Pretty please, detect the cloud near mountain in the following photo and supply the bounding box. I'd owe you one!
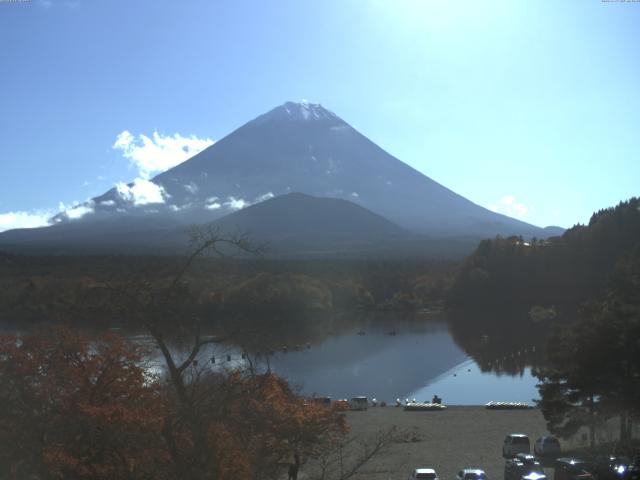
[112,130,214,179]
[0,101,565,253]
[0,210,52,232]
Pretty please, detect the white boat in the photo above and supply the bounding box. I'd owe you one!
[485,401,532,410]
[404,402,447,411]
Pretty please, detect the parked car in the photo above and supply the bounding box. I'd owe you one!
[409,468,439,480]
[312,396,332,407]
[554,458,594,480]
[534,436,561,457]
[503,434,531,458]
[594,455,640,480]
[505,454,545,480]
[348,396,368,411]
[457,468,488,480]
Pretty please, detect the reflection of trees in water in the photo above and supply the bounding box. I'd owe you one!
[212,310,446,355]
[144,308,550,381]
[446,309,549,376]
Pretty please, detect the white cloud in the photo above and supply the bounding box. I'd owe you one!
[501,195,515,206]
[223,196,248,211]
[65,202,95,220]
[113,130,214,179]
[116,178,167,205]
[184,182,199,195]
[100,200,116,206]
[220,192,275,211]
[57,201,95,220]
[254,192,274,203]
[0,211,52,232]
[169,203,192,212]
[489,195,530,218]
[204,196,221,210]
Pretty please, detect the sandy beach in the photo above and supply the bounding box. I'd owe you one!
[308,406,552,480]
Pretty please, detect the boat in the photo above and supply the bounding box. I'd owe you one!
[485,401,533,410]
[403,402,447,411]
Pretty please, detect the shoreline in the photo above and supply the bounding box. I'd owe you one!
[313,406,552,480]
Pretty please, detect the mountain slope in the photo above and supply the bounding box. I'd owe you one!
[1,101,562,255]
[81,101,553,238]
[210,192,410,256]
[214,192,404,239]
[0,193,479,258]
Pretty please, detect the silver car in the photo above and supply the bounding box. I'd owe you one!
[409,468,439,480]
[457,469,488,480]
[503,434,531,458]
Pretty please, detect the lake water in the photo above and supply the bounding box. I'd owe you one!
[262,320,540,405]
[3,312,544,405]
[157,312,544,406]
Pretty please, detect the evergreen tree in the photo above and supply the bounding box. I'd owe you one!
[536,246,640,446]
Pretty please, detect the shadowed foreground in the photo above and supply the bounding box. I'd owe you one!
[305,406,551,480]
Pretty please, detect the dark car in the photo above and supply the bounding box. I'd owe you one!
[554,458,594,480]
[594,455,640,480]
[534,436,561,457]
[505,454,546,480]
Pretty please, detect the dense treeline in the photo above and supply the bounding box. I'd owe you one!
[448,197,640,312]
[0,255,453,324]
[536,242,640,447]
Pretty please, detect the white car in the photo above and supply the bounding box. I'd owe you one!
[533,436,561,456]
[457,469,488,480]
[503,434,530,458]
[409,468,439,480]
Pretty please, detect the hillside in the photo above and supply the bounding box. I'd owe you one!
[0,101,561,257]
[447,197,640,311]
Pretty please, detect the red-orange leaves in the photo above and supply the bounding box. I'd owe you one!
[0,326,167,480]
[0,327,348,480]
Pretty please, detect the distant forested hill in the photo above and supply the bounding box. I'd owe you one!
[447,197,640,312]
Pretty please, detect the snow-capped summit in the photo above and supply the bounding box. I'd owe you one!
[250,101,343,125]
[0,100,563,256]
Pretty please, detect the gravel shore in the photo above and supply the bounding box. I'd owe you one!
[321,405,552,480]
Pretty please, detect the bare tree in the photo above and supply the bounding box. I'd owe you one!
[308,426,399,480]
[106,226,263,479]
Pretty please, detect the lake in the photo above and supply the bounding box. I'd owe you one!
[151,311,544,405]
[2,311,545,405]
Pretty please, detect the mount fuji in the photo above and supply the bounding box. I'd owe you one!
[0,101,563,256]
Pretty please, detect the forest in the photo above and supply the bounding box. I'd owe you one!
[0,252,453,326]
[1,198,639,477]
[447,197,640,315]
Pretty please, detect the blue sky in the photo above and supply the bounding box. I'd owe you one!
[1,0,638,231]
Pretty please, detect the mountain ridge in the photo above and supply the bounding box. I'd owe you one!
[0,101,564,256]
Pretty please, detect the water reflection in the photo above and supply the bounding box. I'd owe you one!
[447,309,548,376]
[2,309,547,405]
[147,310,547,404]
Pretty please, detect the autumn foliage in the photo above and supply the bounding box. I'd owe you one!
[0,326,347,480]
